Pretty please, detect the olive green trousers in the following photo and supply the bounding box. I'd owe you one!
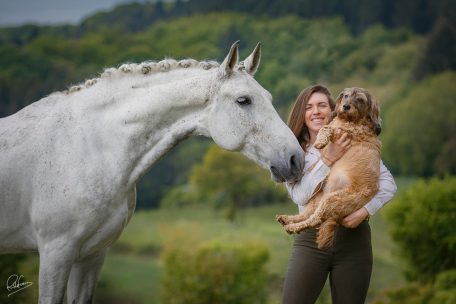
[282,221,372,304]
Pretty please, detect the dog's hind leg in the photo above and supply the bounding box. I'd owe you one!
[284,187,373,234]
[276,203,316,226]
[283,190,344,233]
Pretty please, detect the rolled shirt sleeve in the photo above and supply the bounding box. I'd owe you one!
[285,147,330,214]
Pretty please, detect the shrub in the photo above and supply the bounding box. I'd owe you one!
[431,269,456,304]
[160,239,270,304]
[382,72,456,176]
[384,176,456,282]
[373,270,456,304]
[187,145,288,221]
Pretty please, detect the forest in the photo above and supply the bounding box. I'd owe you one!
[0,0,455,303]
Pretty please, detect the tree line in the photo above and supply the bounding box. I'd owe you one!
[0,10,454,208]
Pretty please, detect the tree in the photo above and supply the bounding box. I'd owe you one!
[382,72,456,176]
[189,145,288,221]
[384,176,456,281]
[414,17,456,80]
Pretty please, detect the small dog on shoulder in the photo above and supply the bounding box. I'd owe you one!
[276,87,382,249]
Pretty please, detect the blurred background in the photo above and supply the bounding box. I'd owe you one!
[0,0,455,303]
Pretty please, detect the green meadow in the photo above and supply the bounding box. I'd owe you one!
[94,188,409,303]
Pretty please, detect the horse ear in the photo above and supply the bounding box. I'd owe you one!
[243,42,261,75]
[220,41,240,77]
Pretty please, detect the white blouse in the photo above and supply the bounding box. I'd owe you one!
[285,146,397,215]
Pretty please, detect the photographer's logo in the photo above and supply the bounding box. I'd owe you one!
[6,274,33,297]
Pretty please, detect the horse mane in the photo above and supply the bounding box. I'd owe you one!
[65,58,220,94]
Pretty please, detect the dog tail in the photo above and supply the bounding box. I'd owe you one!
[317,218,339,249]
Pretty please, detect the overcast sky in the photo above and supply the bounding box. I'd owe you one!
[0,0,138,27]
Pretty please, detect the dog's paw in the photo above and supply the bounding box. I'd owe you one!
[314,142,325,149]
[284,224,300,235]
[276,214,291,226]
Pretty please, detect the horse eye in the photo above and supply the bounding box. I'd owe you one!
[236,96,251,105]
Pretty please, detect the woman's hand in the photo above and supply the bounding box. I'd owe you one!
[320,130,351,166]
[341,207,369,228]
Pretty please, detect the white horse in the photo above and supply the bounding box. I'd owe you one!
[0,41,304,303]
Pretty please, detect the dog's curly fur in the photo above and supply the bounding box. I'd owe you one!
[276,87,382,249]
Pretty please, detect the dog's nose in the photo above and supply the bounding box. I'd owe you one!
[343,104,351,111]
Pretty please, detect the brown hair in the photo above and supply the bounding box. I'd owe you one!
[287,85,335,151]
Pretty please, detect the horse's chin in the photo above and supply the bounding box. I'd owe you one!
[271,172,302,183]
[270,166,302,183]
[271,173,285,183]
[268,152,305,183]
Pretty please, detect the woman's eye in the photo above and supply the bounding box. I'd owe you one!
[236,96,251,105]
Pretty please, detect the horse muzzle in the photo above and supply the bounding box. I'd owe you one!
[270,151,305,183]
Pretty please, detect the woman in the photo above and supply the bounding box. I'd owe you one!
[282,85,397,304]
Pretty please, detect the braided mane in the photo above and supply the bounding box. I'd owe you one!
[65,58,220,94]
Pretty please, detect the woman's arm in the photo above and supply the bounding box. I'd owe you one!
[364,160,397,215]
[286,132,351,208]
[285,158,330,206]
[342,160,397,228]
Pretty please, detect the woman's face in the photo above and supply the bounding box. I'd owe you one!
[305,92,332,136]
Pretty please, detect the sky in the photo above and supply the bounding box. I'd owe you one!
[0,0,139,27]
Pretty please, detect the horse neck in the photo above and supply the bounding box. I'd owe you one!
[76,69,215,187]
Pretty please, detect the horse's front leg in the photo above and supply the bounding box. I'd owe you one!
[67,250,107,304]
[38,239,77,304]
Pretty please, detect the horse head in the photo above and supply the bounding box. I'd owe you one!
[207,41,304,182]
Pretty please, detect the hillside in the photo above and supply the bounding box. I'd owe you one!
[1,5,455,207]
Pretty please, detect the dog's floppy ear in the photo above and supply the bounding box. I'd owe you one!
[367,92,382,135]
[334,91,344,116]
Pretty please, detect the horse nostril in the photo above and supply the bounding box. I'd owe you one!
[290,155,296,168]
[289,154,299,172]
[343,104,350,111]
[289,153,303,175]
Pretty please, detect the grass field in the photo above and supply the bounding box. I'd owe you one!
[95,200,405,303]
[6,177,414,303]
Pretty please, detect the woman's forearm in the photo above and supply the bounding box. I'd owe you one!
[285,158,330,206]
[363,160,397,215]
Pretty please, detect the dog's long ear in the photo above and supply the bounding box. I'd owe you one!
[367,92,382,135]
[334,91,344,117]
